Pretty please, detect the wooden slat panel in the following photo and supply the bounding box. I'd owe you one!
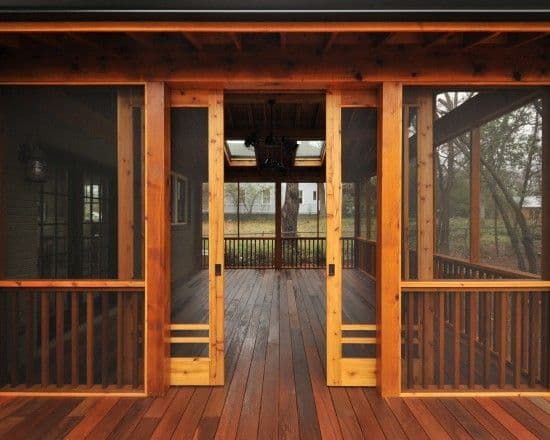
[170,358,210,385]
[377,82,403,396]
[0,280,144,290]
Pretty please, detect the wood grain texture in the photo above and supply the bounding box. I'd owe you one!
[145,82,170,396]
[377,82,403,396]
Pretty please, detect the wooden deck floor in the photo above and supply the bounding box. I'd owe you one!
[0,269,549,439]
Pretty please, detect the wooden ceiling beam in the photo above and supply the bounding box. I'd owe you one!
[225,93,324,104]
[1,22,549,33]
[226,128,325,139]
[432,89,541,145]
[1,46,548,84]
[371,32,394,47]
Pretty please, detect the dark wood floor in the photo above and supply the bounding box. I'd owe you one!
[0,270,549,439]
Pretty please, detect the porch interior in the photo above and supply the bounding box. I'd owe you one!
[0,270,548,438]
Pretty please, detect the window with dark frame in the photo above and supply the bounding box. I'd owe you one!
[171,173,188,225]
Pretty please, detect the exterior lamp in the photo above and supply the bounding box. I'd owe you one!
[18,144,48,183]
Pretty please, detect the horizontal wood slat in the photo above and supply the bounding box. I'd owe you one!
[0,280,145,290]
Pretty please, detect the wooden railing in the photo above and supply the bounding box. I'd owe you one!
[0,284,144,393]
[202,237,361,269]
[434,254,539,280]
[402,288,549,392]
[355,238,376,277]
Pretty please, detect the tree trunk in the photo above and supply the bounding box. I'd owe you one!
[282,182,300,238]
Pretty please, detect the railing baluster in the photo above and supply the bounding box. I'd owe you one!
[25,291,34,386]
[499,291,508,387]
[41,291,49,387]
[86,292,94,387]
[56,292,65,387]
[529,292,541,388]
[469,292,478,387]
[101,294,109,387]
[513,293,522,387]
[438,291,445,388]
[71,292,79,387]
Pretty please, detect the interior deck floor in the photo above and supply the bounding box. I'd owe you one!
[0,269,548,439]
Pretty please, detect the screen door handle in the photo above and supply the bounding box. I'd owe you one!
[328,264,335,276]
[215,264,222,276]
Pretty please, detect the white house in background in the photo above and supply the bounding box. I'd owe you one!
[224,183,321,215]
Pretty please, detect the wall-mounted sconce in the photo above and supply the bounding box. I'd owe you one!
[18,144,48,183]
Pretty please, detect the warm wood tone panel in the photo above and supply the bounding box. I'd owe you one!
[377,82,403,396]
[208,91,225,386]
[145,82,171,396]
[0,280,144,289]
[170,358,211,385]
[325,89,342,386]
[402,280,550,291]
[0,48,548,85]
[416,90,435,386]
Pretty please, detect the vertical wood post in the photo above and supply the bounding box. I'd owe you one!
[145,82,170,396]
[208,91,225,385]
[326,89,342,385]
[416,90,435,386]
[542,91,550,279]
[541,90,550,388]
[275,181,282,269]
[377,82,402,396]
[470,128,481,263]
[117,89,137,384]
[402,106,410,279]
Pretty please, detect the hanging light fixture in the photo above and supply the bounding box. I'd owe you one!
[244,99,298,175]
[18,144,48,183]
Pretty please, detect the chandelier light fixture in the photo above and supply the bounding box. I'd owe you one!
[244,99,298,175]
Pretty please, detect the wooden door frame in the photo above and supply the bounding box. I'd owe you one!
[164,88,225,386]
[325,88,380,387]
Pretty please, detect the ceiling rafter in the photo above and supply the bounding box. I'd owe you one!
[506,32,549,48]
[322,32,339,54]
[182,32,202,51]
[229,32,242,51]
[422,32,454,48]
[462,32,501,50]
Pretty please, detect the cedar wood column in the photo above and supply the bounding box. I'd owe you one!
[470,128,481,263]
[145,82,171,396]
[416,90,435,386]
[541,89,550,387]
[377,82,402,396]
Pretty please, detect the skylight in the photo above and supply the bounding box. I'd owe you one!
[225,139,325,163]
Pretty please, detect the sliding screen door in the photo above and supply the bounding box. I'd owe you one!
[169,91,224,385]
[326,90,379,386]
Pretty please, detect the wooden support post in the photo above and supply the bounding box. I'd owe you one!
[377,82,402,396]
[541,90,550,388]
[470,128,481,263]
[145,82,171,396]
[208,91,225,385]
[416,90,435,386]
[326,89,342,386]
[402,106,411,279]
[117,89,137,384]
[275,181,282,269]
